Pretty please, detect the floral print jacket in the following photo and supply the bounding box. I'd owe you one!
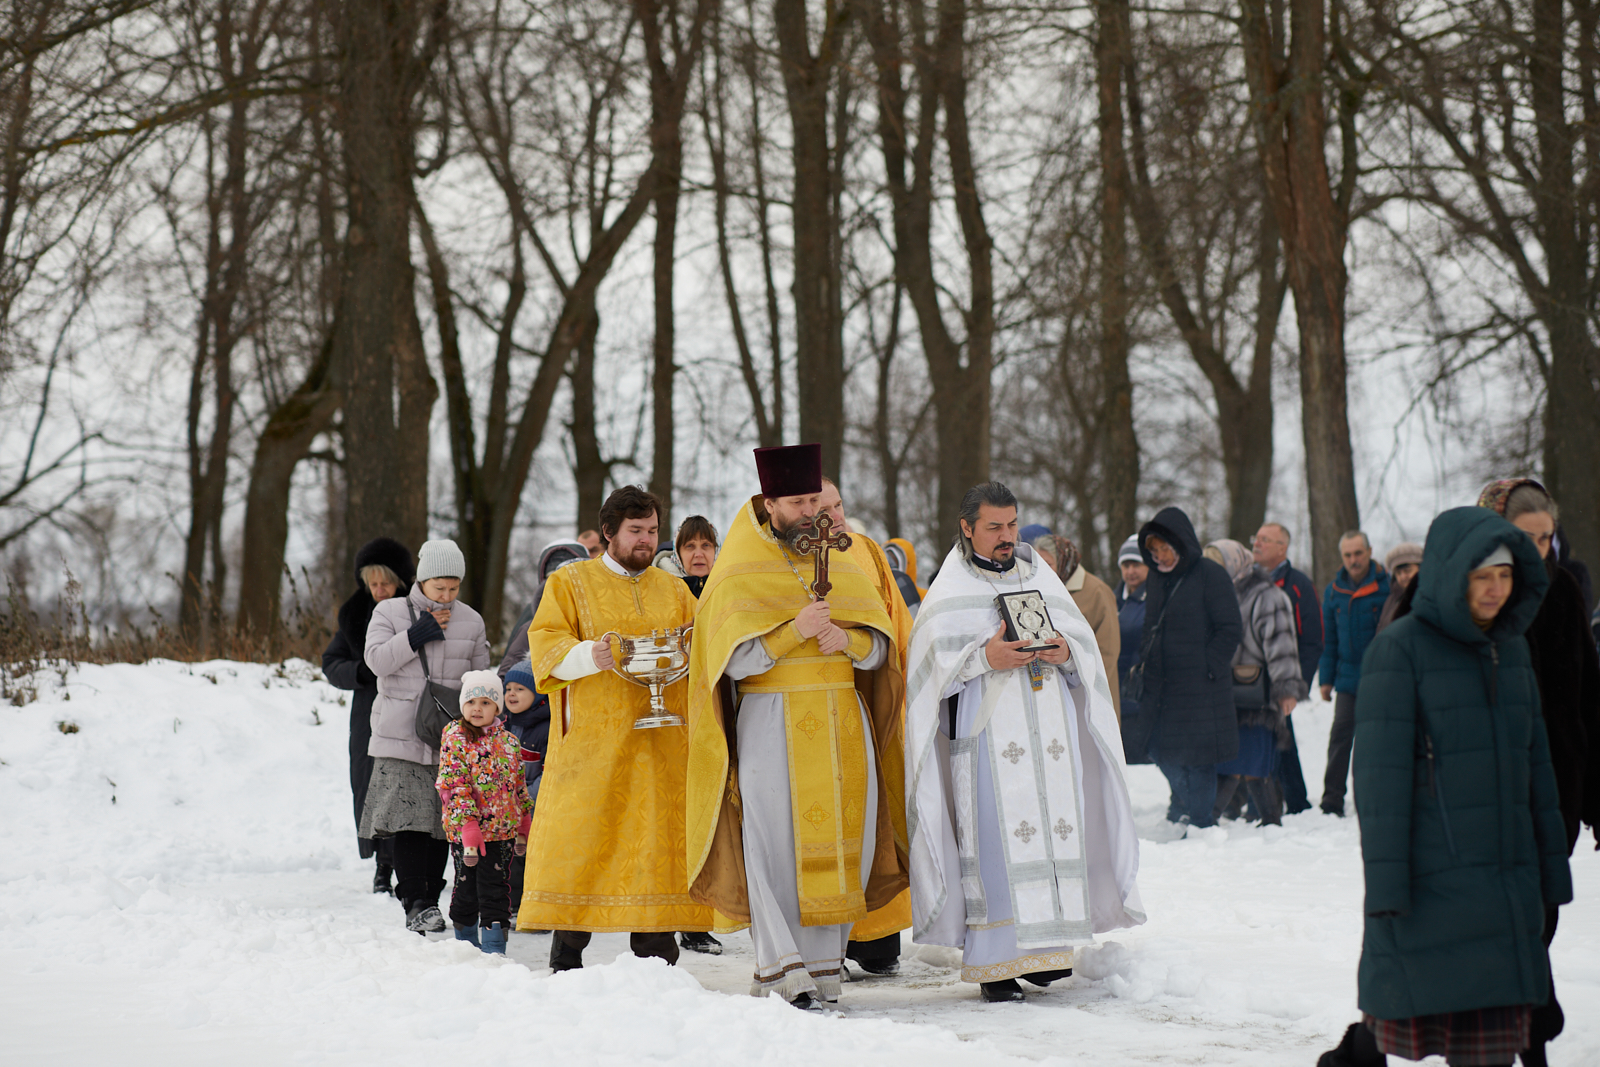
[435,718,534,842]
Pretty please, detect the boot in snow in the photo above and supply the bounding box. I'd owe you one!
[405,902,446,934]
[453,923,480,947]
[548,931,584,972]
[980,979,1025,1003]
[1316,1022,1385,1067]
[1245,777,1284,826]
[480,923,508,955]
[373,858,394,895]
[1022,968,1073,987]
[678,932,723,955]
[1212,776,1243,823]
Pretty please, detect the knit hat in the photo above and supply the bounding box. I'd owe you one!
[1385,542,1424,572]
[1117,535,1143,566]
[502,658,537,694]
[1019,524,1053,545]
[1473,543,1515,571]
[459,669,503,709]
[415,539,466,583]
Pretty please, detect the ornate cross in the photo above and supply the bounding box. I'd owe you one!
[792,509,853,599]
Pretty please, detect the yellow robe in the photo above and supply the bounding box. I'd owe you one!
[685,498,909,927]
[516,558,713,933]
[842,531,914,943]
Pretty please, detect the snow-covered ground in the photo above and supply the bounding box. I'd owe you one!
[2,660,1595,1065]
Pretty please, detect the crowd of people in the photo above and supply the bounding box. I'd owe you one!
[320,456,1598,1065]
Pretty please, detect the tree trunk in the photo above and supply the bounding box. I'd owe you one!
[1095,0,1138,549]
[774,0,848,473]
[333,0,440,556]
[570,299,608,535]
[237,332,343,638]
[645,7,685,521]
[1532,0,1600,570]
[1240,0,1359,587]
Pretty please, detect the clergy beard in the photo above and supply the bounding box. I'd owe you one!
[772,512,817,550]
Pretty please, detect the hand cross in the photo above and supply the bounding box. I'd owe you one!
[792,510,853,599]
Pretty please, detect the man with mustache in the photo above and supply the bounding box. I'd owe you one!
[684,445,909,1009]
[517,485,714,969]
[905,482,1146,1002]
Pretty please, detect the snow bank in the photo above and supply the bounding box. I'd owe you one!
[1,660,1595,1065]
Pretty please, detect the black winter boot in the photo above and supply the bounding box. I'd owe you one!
[1245,777,1284,826]
[1316,1022,1385,1067]
[1021,968,1073,987]
[548,931,584,972]
[980,979,1025,1002]
[678,932,723,955]
[373,857,394,895]
[1212,776,1243,823]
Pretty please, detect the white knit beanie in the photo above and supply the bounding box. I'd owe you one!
[458,669,503,709]
[1474,543,1515,571]
[415,539,466,583]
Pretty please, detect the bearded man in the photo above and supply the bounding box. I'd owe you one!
[684,445,908,1009]
[517,485,713,968]
[906,482,1145,1002]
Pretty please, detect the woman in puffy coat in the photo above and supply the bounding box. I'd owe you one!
[360,539,491,934]
[1204,539,1305,826]
[1325,507,1571,1067]
[322,537,413,894]
[1136,506,1243,828]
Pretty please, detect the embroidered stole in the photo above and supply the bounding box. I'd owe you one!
[740,647,870,926]
[951,666,1093,949]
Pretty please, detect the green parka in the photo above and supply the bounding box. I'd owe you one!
[1354,506,1571,1020]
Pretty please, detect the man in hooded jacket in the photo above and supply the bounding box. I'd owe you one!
[1135,507,1243,829]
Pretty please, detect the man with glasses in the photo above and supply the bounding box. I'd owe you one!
[1251,523,1322,815]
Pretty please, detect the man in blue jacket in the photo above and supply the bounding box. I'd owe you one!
[1318,530,1390,816]
[1253,522,1322,814]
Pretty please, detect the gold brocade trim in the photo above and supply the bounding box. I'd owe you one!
[744,655,857,688]
[783,674,869,926]
[740,681,856,694]
[960,951,1075,984]
[522,890,703,907]
[968,918,1016,932]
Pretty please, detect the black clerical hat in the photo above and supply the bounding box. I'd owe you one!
[753,443,822,499]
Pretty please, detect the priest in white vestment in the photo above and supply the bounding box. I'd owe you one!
[906,482,1146,1001]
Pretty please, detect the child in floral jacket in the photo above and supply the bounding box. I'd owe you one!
[436,670,534,954]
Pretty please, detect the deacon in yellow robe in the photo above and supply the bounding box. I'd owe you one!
[685,444,909,1007]
[518,486,713,968]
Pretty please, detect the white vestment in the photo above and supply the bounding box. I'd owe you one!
[906,545,1145,982]
[726,630,888,1002]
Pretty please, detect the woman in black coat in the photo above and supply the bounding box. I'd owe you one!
[1136,506,1243,828]
[1477,479,1600,1067]
[322,537,414,893]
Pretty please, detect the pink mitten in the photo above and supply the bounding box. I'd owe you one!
[461,820,485,866]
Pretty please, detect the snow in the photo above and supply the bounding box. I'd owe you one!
[2,660,1595,1065]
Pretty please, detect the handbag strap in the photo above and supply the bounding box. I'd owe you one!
[1138,573,1187,659]
[405,601,435,681]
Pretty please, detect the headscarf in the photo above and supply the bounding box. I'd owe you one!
[1034,535,1082,583]
[1204,538,1254,585]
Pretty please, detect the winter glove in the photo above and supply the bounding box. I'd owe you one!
[461,820,485,866]
[407,612,445,651]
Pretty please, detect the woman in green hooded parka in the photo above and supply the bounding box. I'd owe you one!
[1325,507,1572,1067]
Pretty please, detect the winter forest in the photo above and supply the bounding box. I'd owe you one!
[3,0,1598,645]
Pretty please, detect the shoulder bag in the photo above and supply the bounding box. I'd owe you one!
[1123,574,1185,705]
[407,602,462,750]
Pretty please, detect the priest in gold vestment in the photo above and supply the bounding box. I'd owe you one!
[518,486,713,967]
[685,445,909,1008]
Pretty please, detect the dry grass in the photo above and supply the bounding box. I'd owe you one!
[1,569,331,705]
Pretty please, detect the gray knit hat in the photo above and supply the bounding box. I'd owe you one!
[1117,535,1143,566]
[1384,542,1423,572]
[415,539,467,583]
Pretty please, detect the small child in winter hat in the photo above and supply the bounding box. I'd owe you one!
[436,668,532,955]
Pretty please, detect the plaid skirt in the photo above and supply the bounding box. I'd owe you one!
[1364,1005,1532,1066]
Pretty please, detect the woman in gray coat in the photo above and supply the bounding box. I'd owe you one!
[361,539,490,933]
[1206,539,1307,825]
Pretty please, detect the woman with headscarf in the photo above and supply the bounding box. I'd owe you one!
[1203,539,1306,826]
[1033,534,1122,718]
[322,537,413,893]
[1476,478,1600,1067]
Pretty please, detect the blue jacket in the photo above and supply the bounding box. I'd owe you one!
[1270,560,1324,688]
[1116,581,1147,685]
[1320,562,1392,692]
